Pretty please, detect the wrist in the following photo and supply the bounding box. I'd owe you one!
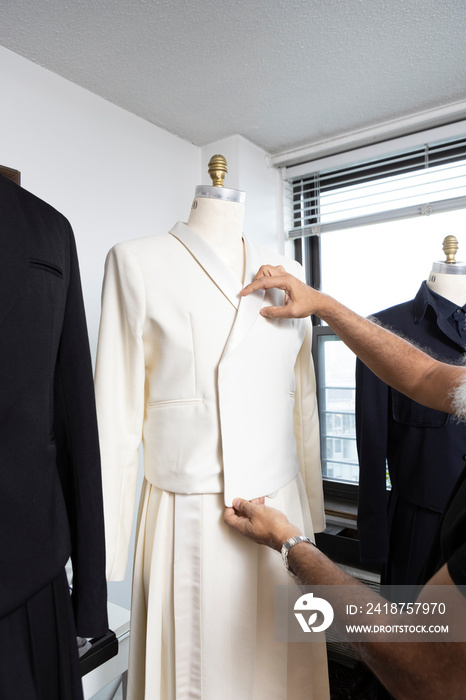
[313,291,335,323]
[281,535,316,572]
[272,525,302,552]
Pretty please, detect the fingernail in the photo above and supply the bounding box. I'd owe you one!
[233,498,241,509]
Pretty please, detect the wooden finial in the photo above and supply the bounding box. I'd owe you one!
[208,154,228,187]
[443,235,459,264]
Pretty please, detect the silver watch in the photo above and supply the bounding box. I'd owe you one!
[281,535,315,570]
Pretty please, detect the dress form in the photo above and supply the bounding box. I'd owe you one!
[187,155,246,282]
[427,235,466,306]
[94,151,329,698]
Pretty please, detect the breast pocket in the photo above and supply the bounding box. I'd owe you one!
[391,388,448,428]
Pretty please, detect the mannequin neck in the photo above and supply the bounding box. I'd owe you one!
[187,196,245,282]
[427,271,466,306]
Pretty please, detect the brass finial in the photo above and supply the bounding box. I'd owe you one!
[443,235,459,264]
[208,154,228,187]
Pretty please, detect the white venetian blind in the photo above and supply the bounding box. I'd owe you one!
[288,137,466,238]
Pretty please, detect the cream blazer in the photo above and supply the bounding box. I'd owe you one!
[95,222,324,579]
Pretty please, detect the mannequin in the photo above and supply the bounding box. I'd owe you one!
[95,154,329,699]
[356,235,466,593]
[427,235,466,305]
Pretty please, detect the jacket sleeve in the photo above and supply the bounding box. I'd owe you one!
[54,224,108,637]
[293,317,326,533]
[355,357,390,563]
[94,243,146,581]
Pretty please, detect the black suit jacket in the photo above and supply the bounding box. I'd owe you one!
[0,174,107,637]
[356,282,466,584]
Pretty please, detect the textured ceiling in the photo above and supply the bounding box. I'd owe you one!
[1,0,466,155]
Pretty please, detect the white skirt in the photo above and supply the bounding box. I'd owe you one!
[127,475,330,700]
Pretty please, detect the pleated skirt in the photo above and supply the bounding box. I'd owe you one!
[127,475,330,700]
[0,569,83,700]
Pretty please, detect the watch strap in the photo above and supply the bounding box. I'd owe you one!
[281,535,315,570]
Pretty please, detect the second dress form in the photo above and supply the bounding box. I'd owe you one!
[356,236,466,592]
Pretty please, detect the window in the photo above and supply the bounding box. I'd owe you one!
[315,330,357,483]
[287,131,466,498]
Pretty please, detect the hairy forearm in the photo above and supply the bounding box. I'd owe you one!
[225,497,466,698]
[288,546,466,699]
[315,293,463,414]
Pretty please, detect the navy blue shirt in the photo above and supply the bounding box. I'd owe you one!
[356,282,466,585]
[429,287,466,343]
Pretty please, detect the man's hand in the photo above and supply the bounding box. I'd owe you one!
[241,264,325,319]
[224,498,301,551]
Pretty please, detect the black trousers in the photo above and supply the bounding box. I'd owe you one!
[0,569,83,700]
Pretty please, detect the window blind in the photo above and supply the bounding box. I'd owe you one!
[288,137,466,238]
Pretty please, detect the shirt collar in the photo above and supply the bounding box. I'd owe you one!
[413,280,459,323]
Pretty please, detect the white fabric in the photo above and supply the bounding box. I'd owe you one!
[95,224,325,581]
[95,224,328,699]
[127,476,329,700]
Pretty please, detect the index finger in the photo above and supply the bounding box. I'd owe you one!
[241,275,291,297]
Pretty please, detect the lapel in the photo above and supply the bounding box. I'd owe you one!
[169,221,265,359]
[221,235,265,360]
[169,221,241,309]
[0,175,29,329]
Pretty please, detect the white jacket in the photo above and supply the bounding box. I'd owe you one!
[95,222,324,579]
